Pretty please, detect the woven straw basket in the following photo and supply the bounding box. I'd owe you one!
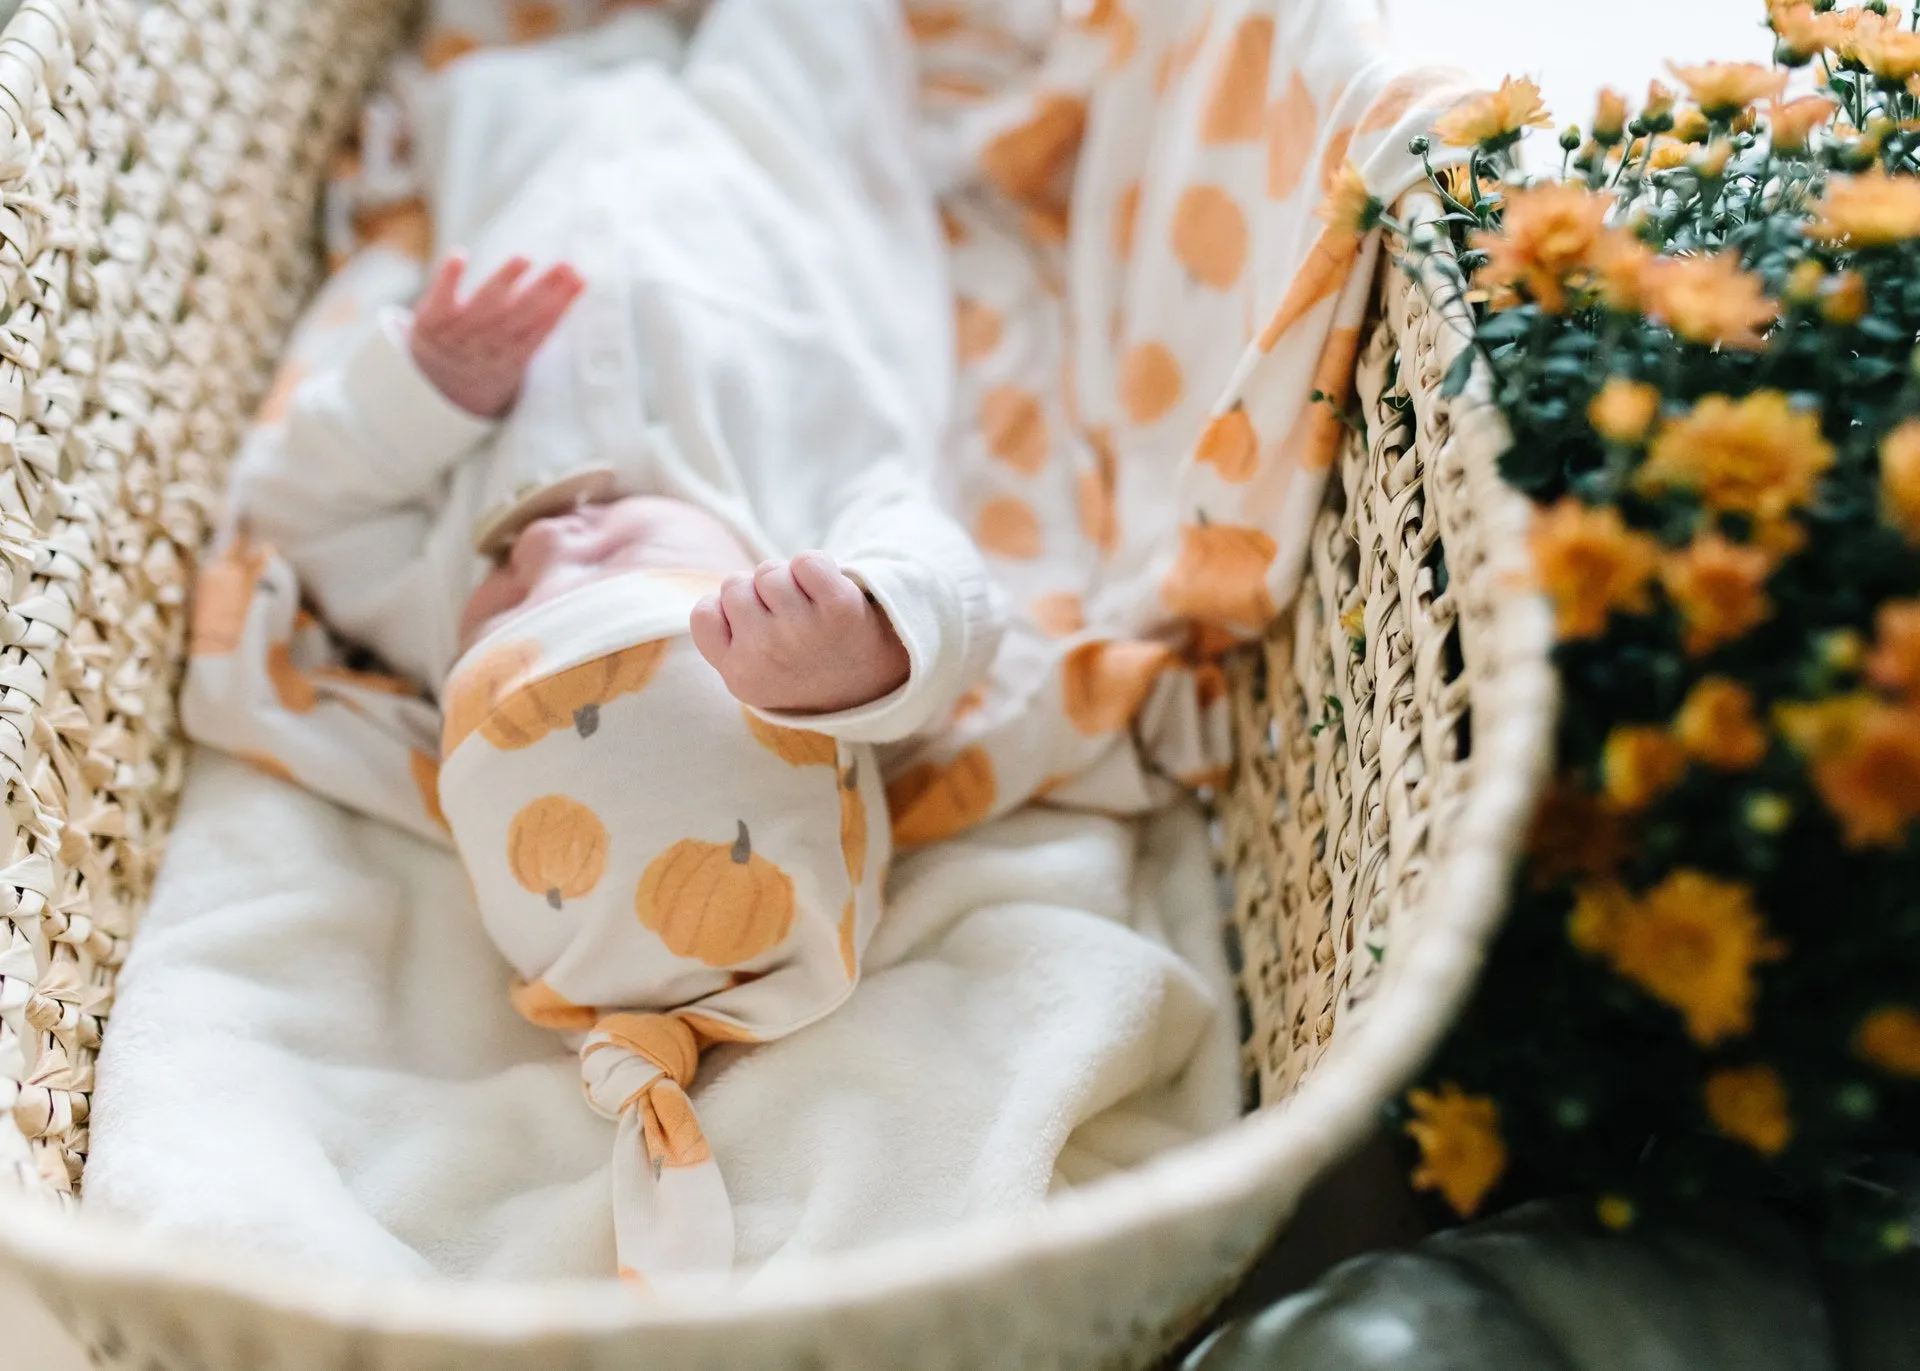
[0,1,1556,1366]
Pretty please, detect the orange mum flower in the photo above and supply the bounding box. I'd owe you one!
[1810,702,1920,847]
[1767,96,1836,152]
[1705,1065,1794,1157]
[1643,253,1779,350]
[1868,600,1920,704]
[1472,184,1614,313]
[1527,783,1633,887]
[1573,870,1784,1047]
[1530,498,1660,640]
[1432,75,1552,149]
[1641,391,1832,522]
[1881,417,1920,542]
[1856,1006,1920,1076]
[1406,1084,1507,1217]
[1667,61,1786,118]
[1588,378,1662,445]
[1661,533,1776,658]
[1592,88,1629,144]
[1601,725,1688,812]
[1675,677,1769,771]
[1810,169,1920,248]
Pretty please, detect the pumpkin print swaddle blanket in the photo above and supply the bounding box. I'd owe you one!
[437,569,887,1282]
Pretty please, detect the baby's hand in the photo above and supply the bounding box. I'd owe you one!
[409,254,585,419]
[690,552,910,715]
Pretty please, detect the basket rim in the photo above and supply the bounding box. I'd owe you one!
[0,195,1556,1344]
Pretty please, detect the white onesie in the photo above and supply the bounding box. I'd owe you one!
[233,0,1002,746]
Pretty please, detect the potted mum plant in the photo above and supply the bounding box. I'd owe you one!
[1378,0,1920,1259]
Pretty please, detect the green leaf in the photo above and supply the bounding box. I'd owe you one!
[1441,346,1476,399]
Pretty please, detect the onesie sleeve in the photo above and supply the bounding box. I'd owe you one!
[235,307,498,686]
[749,462,1006,746]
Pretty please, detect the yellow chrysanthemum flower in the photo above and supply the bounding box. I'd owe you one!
[1767,96,1836,153]
[1856,1006,1920,1077]
[1641,391,1832,522]
[1705,1065,1794,1157]
[1867,599,1920,704]
[1405,1083,1507,1218]
[1810,169,1920,247]
[1769,0,1839,59]
[1854,24,1920,81]
[1588,378,1662,445]
[1529,497,1660,640]
[1775,693,1876,759]
[1577,870,1784,1047]
[1675,677,1769,771]
[1812,702,1920,847]
[1601,725,1688,812]
[1591,230,1657,313]
[1643,253,1780,351]
[1471,183,1614,314]
[1671,106,1712,145]
[1647,141,1692,172]
[1319,161,1382,235]
[1661,533,1777,658]
[1881,417,1920,541]
[1433,75,1552,149]
[1667,61,1787,119]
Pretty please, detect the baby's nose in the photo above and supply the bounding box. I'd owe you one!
[510,513,585,571]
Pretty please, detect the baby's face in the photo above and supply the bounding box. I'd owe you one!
[458,496,753,652]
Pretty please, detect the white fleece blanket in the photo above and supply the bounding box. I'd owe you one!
[86,750,1237,1279]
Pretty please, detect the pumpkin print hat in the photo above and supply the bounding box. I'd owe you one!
[437,567,887,1283]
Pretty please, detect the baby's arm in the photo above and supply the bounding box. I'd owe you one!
[691,464,1003,744]
[240,257,581,683]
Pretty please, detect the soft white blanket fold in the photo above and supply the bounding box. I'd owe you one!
[87,751,1237,1280]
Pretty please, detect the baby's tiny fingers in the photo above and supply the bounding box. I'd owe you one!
[464,257,533,318]
[690,595,731,667]
[416,254,468,324]
[753,560,809,616]
[721,571,770,623]
[790,550,852,603]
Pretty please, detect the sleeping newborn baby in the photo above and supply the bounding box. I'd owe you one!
[199,0,999,1284]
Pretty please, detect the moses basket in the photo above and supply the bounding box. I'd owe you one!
[0,1,1556,1366]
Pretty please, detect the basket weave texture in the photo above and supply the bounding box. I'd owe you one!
[0,3,1557,1366]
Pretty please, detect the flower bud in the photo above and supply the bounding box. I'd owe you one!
[1560,124,1583,151]
[1407,133,1432,157]
[1745,792,1793,834]
[1592,88,1628,145]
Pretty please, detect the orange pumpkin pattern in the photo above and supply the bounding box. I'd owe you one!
[511,979,599,1033]
[977,496,1043,560]
[1172,185,1250,290]
[745,709,838,767]
[442,639,542,755]
[838,895,858,981]
[482,641,667,750]
[1062,640,1177,736]
[840,759,868,884]
[410,749,446,833]
[981,94,1088,208]
[191,540,269,656]
[508,794,609,910]
[886,746,997,848]
[636,821,797,967]
[1162,521,1279,630]
[267,642,318,714]
[981,387,1049,473]
[955,297,1004,364]
[641,1083,712,1172]
[1201,15,1274,143]
[1196,405,1258,482]
[1119,342,1184,426]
